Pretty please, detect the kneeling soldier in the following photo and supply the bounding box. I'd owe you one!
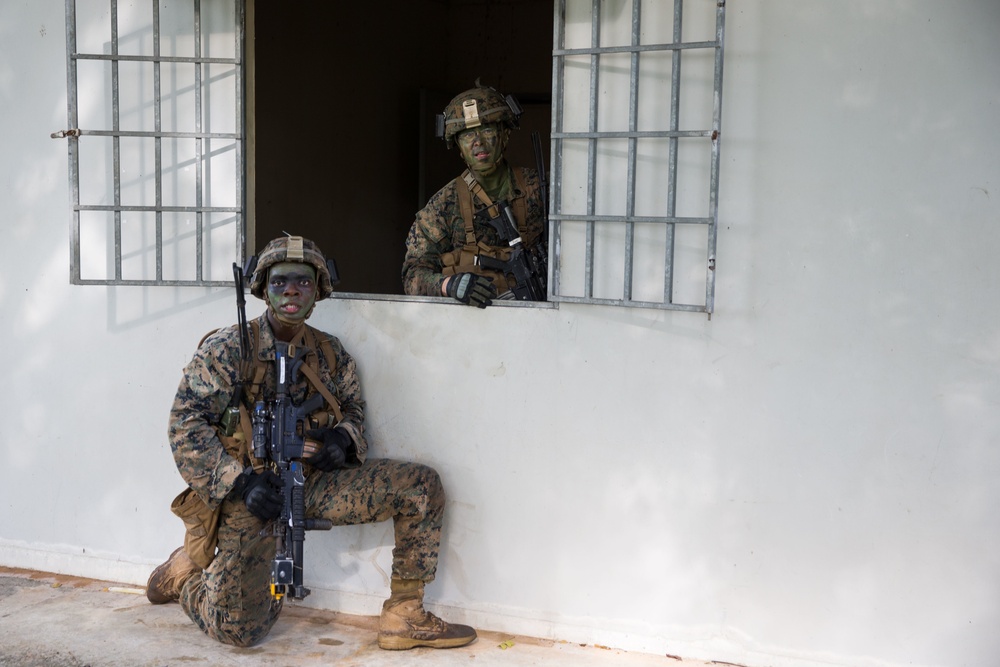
[147,235,476,650]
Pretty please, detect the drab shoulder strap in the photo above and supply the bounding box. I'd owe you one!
[456,170,479,248]
[242,320,343,422]
[300,325,344,423]
[458,167,530,244]
[245,319,267,404]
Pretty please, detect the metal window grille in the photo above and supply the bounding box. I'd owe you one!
[58,0,245,286]
[549,0,726,314]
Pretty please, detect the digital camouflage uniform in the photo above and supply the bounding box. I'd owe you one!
[168,313,444,647]
[401,164,546,296]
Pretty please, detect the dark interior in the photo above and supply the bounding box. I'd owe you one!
[253,1,553,295]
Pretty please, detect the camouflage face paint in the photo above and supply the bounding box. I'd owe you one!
[457,123,507,178]
[266,262,317,326]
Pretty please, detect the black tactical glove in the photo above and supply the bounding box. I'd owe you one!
[303,427,350,472]
[232,469,283,521]
[446,272,496,308]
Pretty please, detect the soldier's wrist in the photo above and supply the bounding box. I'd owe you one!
[228,466,255,498]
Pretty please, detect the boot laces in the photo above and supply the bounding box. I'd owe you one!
[389,599,447,633]
[412,608,447,633]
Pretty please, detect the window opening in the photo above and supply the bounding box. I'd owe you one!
[57,0,244,286]
[549,0,726,314]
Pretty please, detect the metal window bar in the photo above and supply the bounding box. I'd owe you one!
[549,0,726,314]
[60,0,245,286]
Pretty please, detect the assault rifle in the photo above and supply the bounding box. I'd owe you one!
[532,130,549,252]
[251,342,333,601]
[530,130,550,297]
[478,131,549,301]
[231,258,332,601]
[218,260,255,437]
[478,201,546,301]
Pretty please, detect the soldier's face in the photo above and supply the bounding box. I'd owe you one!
[457,123,506,176]
[266,262,317,324]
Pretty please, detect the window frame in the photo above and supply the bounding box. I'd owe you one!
[548,0,726,314]
[59,0,246,287]
[59,0,727,314]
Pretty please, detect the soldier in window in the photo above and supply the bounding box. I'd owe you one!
[402,83,547,307]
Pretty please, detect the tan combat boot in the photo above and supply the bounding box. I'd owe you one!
[145,547,201,604]
[377,578,477,650]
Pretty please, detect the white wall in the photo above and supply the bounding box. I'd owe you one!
[2,2,998,667]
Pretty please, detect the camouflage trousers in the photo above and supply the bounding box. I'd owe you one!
[177,458,444,647]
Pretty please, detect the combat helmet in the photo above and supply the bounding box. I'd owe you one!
[437,81,524,148]
[248,235,338,300]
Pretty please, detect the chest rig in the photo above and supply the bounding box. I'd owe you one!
[214,319,343,471]
[440,168,530,292]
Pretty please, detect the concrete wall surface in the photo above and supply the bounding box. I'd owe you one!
[1,2,997,667]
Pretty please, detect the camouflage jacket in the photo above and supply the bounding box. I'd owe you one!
[402,164,546,296]
[168,313,367,510]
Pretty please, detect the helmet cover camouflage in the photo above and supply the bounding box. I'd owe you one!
[249,235,335,300]
[441,84,520,147]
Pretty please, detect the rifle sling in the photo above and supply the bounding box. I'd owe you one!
[459,168,529,246]
[297,361,344,424]
[300,325,344,424]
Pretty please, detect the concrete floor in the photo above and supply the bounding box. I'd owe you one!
[0,568,718,667]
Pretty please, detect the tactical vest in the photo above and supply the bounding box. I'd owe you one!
[441,168,530,292]
[209,319,343,472]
